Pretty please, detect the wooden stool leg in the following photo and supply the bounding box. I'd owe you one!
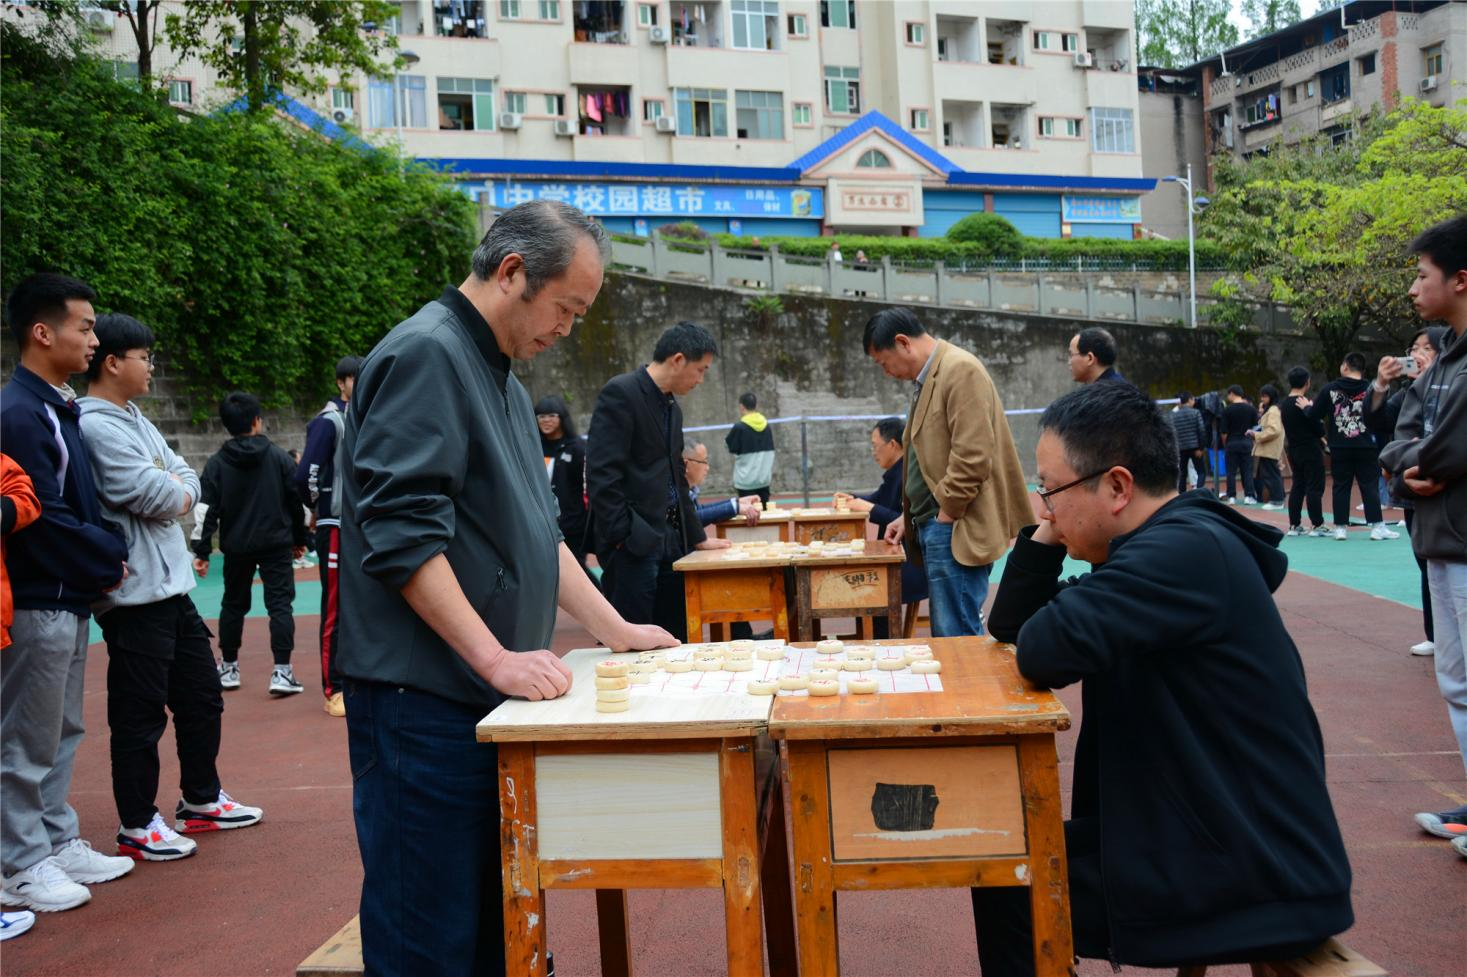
[499,745,547,977]
[685,580,704,644]
[786,741,840,975]
[595,889,632,977]
[772,569,791,641]
[761,757,798,977]
[1018,735,1073,976]
[720,739,765,976]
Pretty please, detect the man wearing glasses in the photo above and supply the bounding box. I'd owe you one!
[971,381,1352,973]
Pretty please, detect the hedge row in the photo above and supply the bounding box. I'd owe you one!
[707,234,1227,269]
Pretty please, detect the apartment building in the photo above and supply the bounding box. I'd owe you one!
[1194,0,1464,165]
[78,0,1154,239]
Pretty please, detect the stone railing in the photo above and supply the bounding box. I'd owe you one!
[1243,63,1281,88]
[1399,13,1419,32]
[607,237,1292,331]
[1322,35,1351,64]
[1211,74,1234,98]
[1349,16,1380,43]
[1282,47,1318,74]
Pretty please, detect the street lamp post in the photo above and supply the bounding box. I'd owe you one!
[1162,164,1199,329]
[395,49,420,169]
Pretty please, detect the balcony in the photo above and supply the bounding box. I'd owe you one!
[669,0,725,48]
[573,0,627,43]
[933,60,1036,106]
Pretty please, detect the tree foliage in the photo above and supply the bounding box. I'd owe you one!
[1241,0,1303,39]
[0,20,477,410]
[1201,100,1467,366]
[1136,0,1239,69]
[945,213,1023,255]
[163,0,400,113]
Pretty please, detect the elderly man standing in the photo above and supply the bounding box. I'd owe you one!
[1066,327,1130,385]
[863,308,1031,636]
[337,201,676,977]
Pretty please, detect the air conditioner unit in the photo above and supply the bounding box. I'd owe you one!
[83,8,112,31]
[553,118,576,136]
[331,107,355,124]
[498,112,523,130]
[649,25,670,43]
[1072,51,1093,68]
[1419,75,1438,92]
[655,114,677,133]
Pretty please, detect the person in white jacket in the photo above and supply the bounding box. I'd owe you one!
[77,314,263,864]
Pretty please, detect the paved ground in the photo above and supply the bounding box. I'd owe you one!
[5,493,1464,976]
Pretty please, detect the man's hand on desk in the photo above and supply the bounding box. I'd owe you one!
[737,498,762,524]
[606,622,679,653]
[695,537,732,550]
[487,649,573,701]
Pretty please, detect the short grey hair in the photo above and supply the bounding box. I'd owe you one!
[682,440,708,459]
[471,200,610,298]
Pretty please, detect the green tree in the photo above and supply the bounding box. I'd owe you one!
[163,1,400,113]
[945,213,1023,255]
[1136,0,1240,68]
[1241,0,1303,39]
[1202,100,1467,366]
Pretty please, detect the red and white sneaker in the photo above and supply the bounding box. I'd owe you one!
[118,814,197,861]
[174,790,263,834]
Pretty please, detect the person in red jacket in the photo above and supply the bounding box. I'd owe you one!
[1,454,42,651]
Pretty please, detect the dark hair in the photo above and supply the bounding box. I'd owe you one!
[220,391,262,436]
[1075,327,1117,367]
[738,392,757,411]
[1342,351,1367,373]
[1286,366,1311,389]
[1424,325,1449,356]
[863,307,926,353]
[533,393,577,439]
[1259,383,1280,408]
[86,312,155,380]
[873,416,905,444]
[1227,383,1245,397]
[6,273,97,350]
[1410,215,1467,278]
[335,355,363,381]
[1177,391,1193,404]
[471,200,610,300]
[1040,384,1178,496]
[652,321,718,363]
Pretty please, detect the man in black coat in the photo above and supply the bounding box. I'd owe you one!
[972,382,1352,974]
[587,321,723,641]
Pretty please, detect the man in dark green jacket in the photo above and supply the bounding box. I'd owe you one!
[973,382,1352,973]
[337,201,676,977]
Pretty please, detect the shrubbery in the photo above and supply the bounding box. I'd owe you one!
[944,213,1023,254]
[713,232,1224,269]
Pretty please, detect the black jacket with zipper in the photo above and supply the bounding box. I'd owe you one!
[193,435,306,559]
[988,492,1352,965]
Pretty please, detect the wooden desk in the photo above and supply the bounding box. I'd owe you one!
[789,541,904,642]
[715,511,793,544]
[788,509,868,545]
[674,549,791,642]
[768,637,1073,976]
[478,648,797,977]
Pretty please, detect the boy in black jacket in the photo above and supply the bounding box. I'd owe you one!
[972,382,1352,974]
[192,393,307,696]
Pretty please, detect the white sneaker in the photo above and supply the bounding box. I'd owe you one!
[0,858,90,912]
[175,790,264,833]
[1261,502,1284,510]
[1333,526,1349,540]
[1243,496,1259,505]
[1286,525,1305,536]
[0,910,35,940]
[269,667,304,696]
[1411,640,1436,656]
[117,813,197,861]
[1309,525,1333,537]
[1369,523,1400,541]
[51,837,133,884]
[218,661,240,690]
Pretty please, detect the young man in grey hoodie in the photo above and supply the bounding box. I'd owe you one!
[78,314,263,862]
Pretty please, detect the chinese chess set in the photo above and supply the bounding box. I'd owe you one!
[592,639,942,714]
[717,537,865,560]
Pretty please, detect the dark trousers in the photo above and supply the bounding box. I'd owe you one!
[602,547,688,642]
[740,485,771,506]
[1255,457,1285,503]
[1329,444,1381,525]
[1405,509,1434,641]
[317,527,343,697]
[1225,445,1255,499]
[218,548,295,666]
[345,681,504,977]
[1177,450,1207,494]
[98,597,224,829]
[1287,445,1326,528]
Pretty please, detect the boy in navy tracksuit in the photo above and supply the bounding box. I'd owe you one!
[1,274,133,914]
[192,392,308,697]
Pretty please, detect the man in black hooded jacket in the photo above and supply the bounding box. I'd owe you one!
[971,382,1352,974]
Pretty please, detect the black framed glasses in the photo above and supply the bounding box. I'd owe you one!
[1036,469,1110,513]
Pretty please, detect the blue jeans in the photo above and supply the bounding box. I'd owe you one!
[918,520,991,637]
[345,681,505,977]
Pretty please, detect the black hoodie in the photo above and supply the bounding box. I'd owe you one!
[989,492,1352,965]
[1304,375,1374,450]
[193,434,307,558]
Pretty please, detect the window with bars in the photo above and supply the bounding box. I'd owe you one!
[1089,107,1133,153]
[735,89,783,139]
[732,0,780,50]
[823,65,859,114]
[674,87,728,137]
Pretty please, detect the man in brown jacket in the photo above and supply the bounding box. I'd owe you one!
[864,308,1033,636]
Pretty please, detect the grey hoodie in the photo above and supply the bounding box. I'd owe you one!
[77,397,199,613]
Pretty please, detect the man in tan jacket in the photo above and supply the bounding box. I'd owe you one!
[863,308,1033,636]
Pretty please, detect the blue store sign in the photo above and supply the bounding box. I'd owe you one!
[486,180,823,219]
[1062,195,1143,223]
